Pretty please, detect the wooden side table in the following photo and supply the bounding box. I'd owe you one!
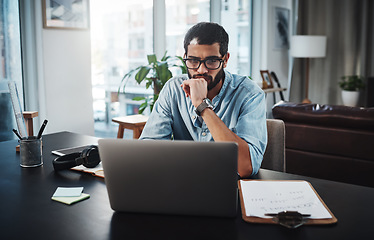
[112,114,149,139]
[23,111,39,136]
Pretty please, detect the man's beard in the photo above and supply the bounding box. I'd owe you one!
[188,67,225,90]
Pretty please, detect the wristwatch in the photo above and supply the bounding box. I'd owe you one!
[195,98,214,116]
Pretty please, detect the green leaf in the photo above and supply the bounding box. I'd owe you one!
[138,102,148,114]
[170,63,187,74]
[132,96,146,101]
[339,75,365,91]
[158,62,173,84]
[161,51,169,61]
[147,54,157,65]
[135,66,151,84]
[118,75,130,94]
[146,80,153,89]
[119,67,142,93]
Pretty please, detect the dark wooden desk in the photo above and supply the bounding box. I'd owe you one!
[1,131,373,239]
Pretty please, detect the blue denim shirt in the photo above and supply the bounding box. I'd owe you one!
[140,70,267,175]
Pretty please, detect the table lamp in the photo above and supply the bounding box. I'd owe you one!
[290,35,327,103]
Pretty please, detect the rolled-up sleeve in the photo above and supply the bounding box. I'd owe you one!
[233,90,267,175]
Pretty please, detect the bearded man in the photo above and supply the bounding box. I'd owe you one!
[140,22,267,178]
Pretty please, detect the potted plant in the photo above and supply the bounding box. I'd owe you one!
[119,52,186,113]
[338,75,365,107]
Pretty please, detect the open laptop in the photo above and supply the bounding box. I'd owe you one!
[98,139,238,217]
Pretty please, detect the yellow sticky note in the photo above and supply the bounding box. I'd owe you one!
[52,193,90,205]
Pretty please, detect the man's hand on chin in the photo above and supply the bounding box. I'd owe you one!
[181,78,208,107]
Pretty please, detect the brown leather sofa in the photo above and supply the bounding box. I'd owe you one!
[272,101,374,187]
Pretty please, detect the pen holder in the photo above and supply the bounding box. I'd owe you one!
[19,137,43,167]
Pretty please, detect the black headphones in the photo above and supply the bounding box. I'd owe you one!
[53,145,101,171]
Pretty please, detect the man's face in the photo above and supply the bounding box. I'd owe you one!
[185,43,229,91]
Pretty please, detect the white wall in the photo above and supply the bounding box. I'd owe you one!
[21,0,94,136]
[252,0,292,116]
[42,29,94,135]
[266,0,292,92]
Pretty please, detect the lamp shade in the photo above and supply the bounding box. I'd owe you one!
[290,35,327,58]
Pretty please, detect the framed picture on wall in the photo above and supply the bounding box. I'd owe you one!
[274,7,290,50]
[42,0,90,30]
[260,70,273,89]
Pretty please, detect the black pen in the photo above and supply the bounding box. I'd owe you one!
[37,119,48,139]
[12,129,23,140]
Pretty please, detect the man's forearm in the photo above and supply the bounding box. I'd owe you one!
[200,108,253,177]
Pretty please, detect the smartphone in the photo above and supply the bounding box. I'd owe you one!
[51,145,94,156]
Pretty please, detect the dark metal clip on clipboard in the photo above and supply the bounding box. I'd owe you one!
[265,211,311,229]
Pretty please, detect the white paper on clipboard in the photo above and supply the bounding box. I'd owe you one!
[239,180,332,219]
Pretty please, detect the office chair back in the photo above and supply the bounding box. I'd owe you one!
[262,119,286,172]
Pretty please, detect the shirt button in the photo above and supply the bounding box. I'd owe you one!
[193,116,196,120]
[202,132,206,136]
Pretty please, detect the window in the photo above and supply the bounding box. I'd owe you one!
[221,0,252,76]
[90,0,253,138]
[0,0,23,141]
[165,0,210,57]
[90,0,153,138]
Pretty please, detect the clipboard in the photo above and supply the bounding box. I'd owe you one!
[238,180,338,225]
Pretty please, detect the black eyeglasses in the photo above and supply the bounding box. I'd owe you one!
[183,57,225,70]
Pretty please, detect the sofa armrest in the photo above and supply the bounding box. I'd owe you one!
[272,101,374,130]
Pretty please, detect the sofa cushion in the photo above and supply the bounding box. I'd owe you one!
[284,123,373,161]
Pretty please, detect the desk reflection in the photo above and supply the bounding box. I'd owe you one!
[110,211,236,240]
